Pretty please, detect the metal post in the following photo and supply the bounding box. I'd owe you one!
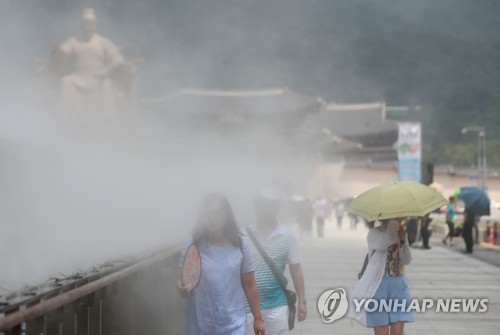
[477,132,482,189]
[481,131,487,191]
[461,126,487,190]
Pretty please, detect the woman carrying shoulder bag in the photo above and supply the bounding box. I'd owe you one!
[348,218,415,335]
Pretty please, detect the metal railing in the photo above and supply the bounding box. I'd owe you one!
[0,247,185,335]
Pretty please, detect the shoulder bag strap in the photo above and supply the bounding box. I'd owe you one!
[245,227,288,293]
[358,250,376,279]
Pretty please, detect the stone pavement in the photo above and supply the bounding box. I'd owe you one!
[440,234,500,268]
[288,219,500,334]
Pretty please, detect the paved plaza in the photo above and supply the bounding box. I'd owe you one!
[289,220,500,334]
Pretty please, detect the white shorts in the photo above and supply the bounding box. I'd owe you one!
[246,305,289,335]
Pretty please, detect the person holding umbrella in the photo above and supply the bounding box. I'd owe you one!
[346,181,447,335]
[462,208,476,253]
[455,187,491,253]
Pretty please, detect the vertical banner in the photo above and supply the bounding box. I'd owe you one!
[398,123,421,183]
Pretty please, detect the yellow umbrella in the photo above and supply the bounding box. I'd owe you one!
[346,181,448,222]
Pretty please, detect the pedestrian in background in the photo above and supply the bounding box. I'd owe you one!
[334,200,345,229]
[462,208,475,253]
[313,197,327,237]
[405,217,418,246]
[442,196,456,246]
[421,214,432,249]
[296,198,314,239]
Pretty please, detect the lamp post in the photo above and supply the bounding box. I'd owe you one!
[461,126,487,191]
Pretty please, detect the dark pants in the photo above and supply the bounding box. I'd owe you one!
[406,219,418,246]
[463,224,474,252]
[474,223,479,244]
[316,217,325,237]
[445,221,455,238]
[421,228,430,248]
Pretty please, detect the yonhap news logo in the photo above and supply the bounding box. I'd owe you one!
[352,298,488,314]
[317,288,489,324]
[317,288,349,323]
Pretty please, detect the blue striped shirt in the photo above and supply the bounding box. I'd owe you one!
[245,224,301,312]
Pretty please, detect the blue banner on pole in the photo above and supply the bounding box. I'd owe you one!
[398,157,421,183]
[398,123,421,183]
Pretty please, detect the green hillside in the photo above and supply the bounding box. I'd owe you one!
[11,0,500,164]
